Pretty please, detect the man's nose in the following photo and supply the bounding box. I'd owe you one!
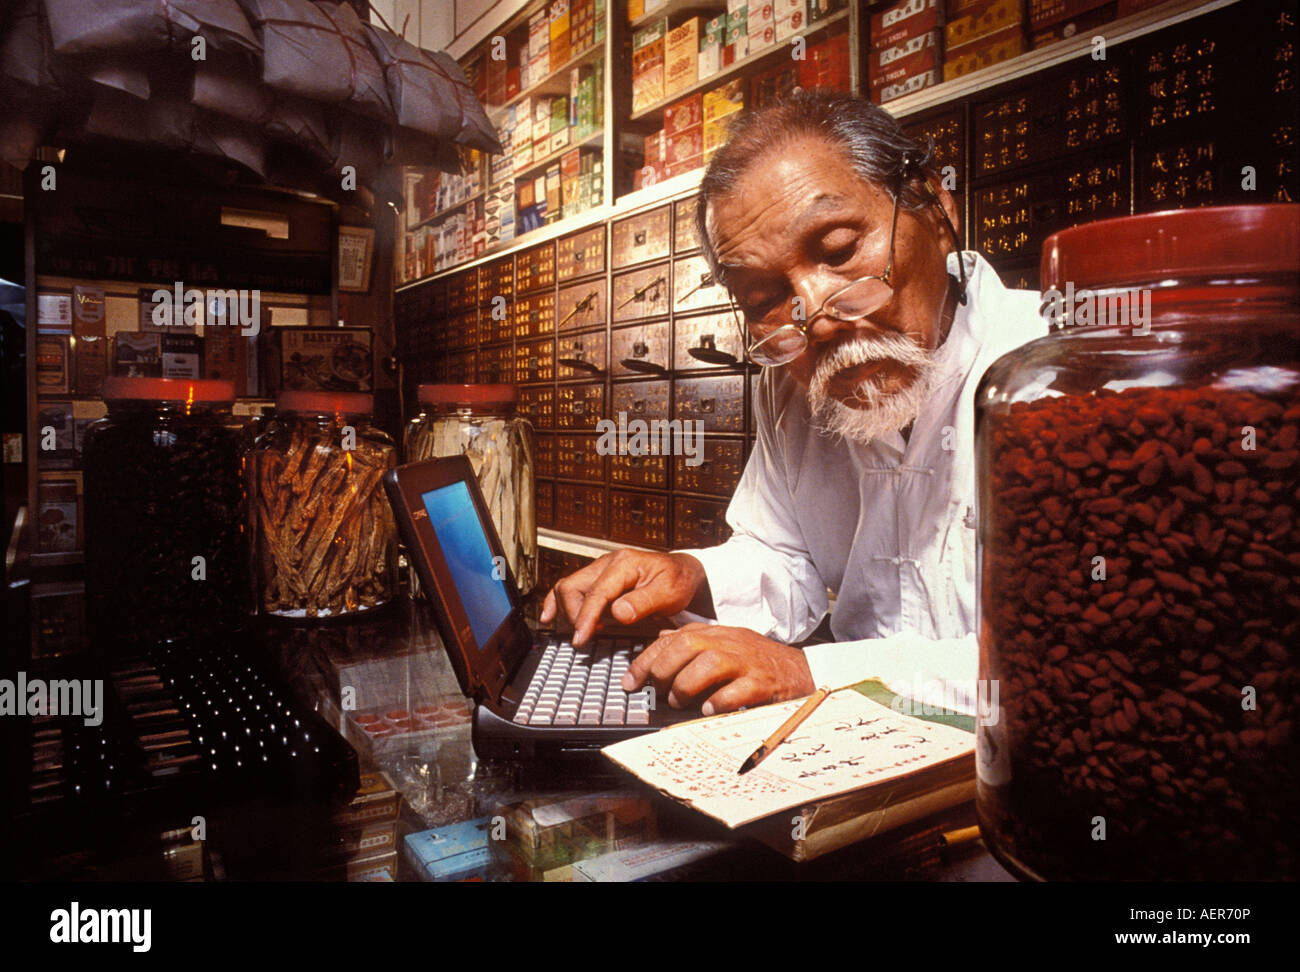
[790,273,852,344]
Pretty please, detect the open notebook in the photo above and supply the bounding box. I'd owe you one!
[603,682,975,849]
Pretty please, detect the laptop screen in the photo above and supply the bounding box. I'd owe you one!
[421,480,513,649]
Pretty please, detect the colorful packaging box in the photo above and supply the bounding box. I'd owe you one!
[945,0,1024,53]
[873,0,945,49]
[878,67,942,102]
[944,25,1025,78]
[549,0,571,72]
[748,1,776,53]
[703,77,746,122]
[699,14,725,79]
[871,29,942,94]
[632,19,667,112]
[404,818,495,882]
[800,32,851,91]
[664,17,699,98]
[775,0,806,41]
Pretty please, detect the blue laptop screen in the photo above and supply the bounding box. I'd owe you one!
[421,480,512,649]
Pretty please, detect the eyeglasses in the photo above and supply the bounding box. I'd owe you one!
[729,155,966,368]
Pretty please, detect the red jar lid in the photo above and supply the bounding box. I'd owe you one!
[1042,204,1300,291]
[277,390,374,415]
[102,377,235,403]
[417,383,518,406]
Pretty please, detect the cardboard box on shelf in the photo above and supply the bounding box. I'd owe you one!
[703,111,741,158]
[36,334,71,394]
[872,0,945,50]
[725,0,749,64]
[529,10,549,60]
[775,0,806,42]
[751,56,802,110]
[800,32,851,92]
[945,0,1024,53]
[632,19,667,112]
[665,18,699,99]
[703,78,745,122]
[700,14,725,80]
[944,24,1025,78]
[666,127,703,166]
[1028,0,1112,28]
[73,335,107,397]
[664,93,703,136]
[871,29,943,94]
[1030,1,1117,46]
[877,67,942,103]
[748,1,776,53]
[549,0,571,72]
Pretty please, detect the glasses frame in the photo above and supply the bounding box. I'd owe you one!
[727,154,968,368]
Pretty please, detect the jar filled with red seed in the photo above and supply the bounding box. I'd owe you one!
[975,205,1299,880]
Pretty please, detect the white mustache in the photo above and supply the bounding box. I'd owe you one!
[808,333,938,444]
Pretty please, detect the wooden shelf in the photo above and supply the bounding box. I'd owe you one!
[883,0,1235,119]
[497,129,604,185]
[628,8,848,121]
[408,187,486,230]
[486,42,605,117]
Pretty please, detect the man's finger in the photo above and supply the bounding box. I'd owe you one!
[625,630,691,691]
[609,579,674,624]
[667,651,737,709]
[572,557,643,646]
[702,678,767,716]
[540,588,557,623]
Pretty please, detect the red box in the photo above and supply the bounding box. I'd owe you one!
[871,32,941,93]
[506,67,521,98]
[666,157,703,179]
[644,130,665,164]
[1028,0,1111,28]
[666,127,703,166]
[871,0,945,51]
[799,33,851,92]
[664,94,703,136]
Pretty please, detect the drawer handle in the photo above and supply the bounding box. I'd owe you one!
[676,270,715,304]
[700,517,714,532]
[574,249,584,261]
[632,340,649,357]
[573,400,585,415]
[574,499,585,514]
[700,397,715,413]
[634,230,646,245]
[631,509,644,525]
[571,450,584,463]
[688,333,739,365]
[700,459,712,473]
[632,398,646,413]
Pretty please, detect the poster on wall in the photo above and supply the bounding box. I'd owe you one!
[280,328,373,392]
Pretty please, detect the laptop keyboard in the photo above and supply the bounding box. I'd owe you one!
[513,641,654,727]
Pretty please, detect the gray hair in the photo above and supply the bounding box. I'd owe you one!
[695,91,936,278]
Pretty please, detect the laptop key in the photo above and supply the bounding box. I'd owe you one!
[578,712,601,725]
[627,710,650,725]
[554,713,577,726]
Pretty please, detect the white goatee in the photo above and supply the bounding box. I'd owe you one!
[807,332,939,444]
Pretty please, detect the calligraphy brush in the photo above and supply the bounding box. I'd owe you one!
[737,687,832,775]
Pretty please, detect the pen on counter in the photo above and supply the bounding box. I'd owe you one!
[737,687,832,775]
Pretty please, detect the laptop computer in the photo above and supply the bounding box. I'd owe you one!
[384,456,695,760]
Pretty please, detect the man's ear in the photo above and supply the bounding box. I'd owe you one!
[925,172,962,246]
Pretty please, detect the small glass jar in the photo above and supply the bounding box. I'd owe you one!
[249,391,398,618]
[83,377,248,651]
[406,384,537,593]
[975,205,1299,880]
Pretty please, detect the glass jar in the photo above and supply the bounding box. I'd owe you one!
[975,205,1299,881]
[249,391,398,618]
[405,384,537,594]
[83,377,248,651]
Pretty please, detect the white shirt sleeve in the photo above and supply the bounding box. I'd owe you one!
[670,376,829,643]
[802,631,981,717]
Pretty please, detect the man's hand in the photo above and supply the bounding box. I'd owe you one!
[622,622,816,715]
[539,549,707,646]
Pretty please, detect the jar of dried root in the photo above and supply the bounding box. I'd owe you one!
[250,391,398,618]
[406,384,537,594]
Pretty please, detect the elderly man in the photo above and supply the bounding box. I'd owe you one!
[541,91,1046,714]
